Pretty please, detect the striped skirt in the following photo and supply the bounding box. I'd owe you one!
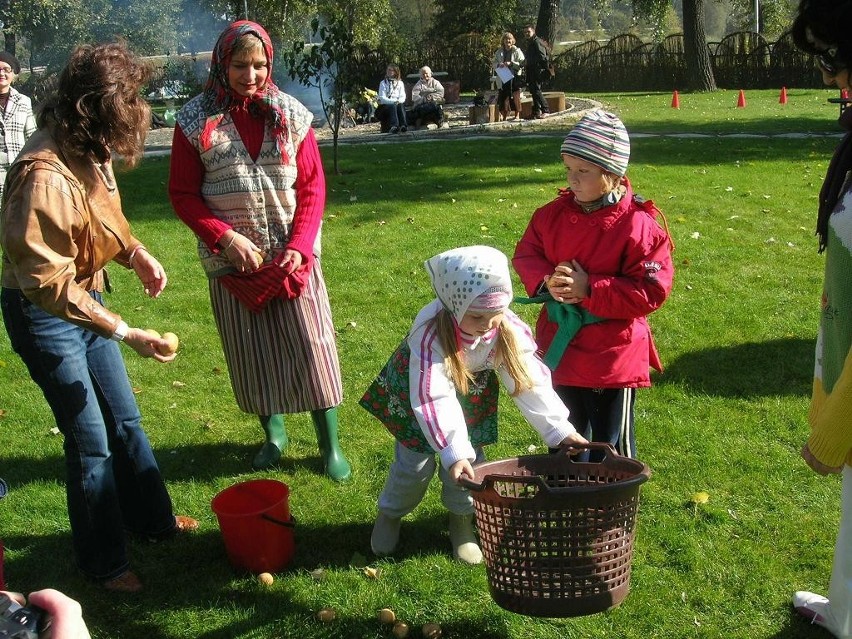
[208,258,343,415]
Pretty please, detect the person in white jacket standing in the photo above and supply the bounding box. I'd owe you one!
[360,246,587,564]
[375,63,408,133]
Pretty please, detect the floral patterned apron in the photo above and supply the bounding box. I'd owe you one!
[359,340,499,453]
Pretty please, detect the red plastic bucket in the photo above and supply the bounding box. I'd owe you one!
[210,479,295,574]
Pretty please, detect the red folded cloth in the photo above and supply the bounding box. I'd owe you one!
[218,252,313,313]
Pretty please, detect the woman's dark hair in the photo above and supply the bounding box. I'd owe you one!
[38,41,152,167]
[791,0,852,66]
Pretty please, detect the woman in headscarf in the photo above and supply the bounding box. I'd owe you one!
[168,21,351,481]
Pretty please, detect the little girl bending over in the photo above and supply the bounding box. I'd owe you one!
[360,245,587,565]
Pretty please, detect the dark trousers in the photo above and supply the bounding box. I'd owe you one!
[411,102,443,126]
[555,385,636,461]
[526,72,548,116]
[375,103,408,131]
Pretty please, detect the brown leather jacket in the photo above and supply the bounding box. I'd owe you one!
[0,129,143,338]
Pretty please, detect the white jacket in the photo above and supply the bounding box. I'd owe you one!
[377,78,406,105]
[407,300,578,470]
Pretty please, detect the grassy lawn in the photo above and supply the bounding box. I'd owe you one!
[0,90,845,638]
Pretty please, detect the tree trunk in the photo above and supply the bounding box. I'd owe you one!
[536,0,559,47]
[682,0,716,91]
[4,31,15,57]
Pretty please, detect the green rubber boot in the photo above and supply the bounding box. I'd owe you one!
[310,407,351,482]
[252,414,288,470]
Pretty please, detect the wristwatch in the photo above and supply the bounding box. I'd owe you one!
[110,320,129,342]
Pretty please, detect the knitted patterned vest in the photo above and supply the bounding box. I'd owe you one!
[176,94,315,277]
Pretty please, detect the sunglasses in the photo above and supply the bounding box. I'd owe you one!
[816,47,844,75]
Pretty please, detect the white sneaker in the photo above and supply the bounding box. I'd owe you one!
[793,591,834,631]
[426,123,438,130]
[440,122,450,129]
[371,512,401,556]
[448,513,483,565]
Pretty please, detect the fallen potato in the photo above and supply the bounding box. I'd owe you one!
[316,607,336,623]
[378,608,396,624]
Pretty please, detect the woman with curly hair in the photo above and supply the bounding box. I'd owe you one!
[0,41,197,593]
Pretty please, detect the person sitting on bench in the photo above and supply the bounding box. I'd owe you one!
[410,66,446,129]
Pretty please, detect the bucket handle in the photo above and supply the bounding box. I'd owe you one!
[261,514,296,528]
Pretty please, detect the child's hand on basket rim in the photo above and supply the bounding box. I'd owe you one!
[450,459,476,483]
[559,432,590,450]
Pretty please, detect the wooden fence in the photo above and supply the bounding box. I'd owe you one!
[357,30,823,95]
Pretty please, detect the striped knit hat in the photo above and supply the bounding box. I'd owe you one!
[560,110,630,177]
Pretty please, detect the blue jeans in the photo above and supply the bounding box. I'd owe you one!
[1,288,176,580]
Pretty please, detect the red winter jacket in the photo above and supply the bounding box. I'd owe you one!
[513,179,674,388]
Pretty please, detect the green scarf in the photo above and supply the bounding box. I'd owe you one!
[514,292,603,369]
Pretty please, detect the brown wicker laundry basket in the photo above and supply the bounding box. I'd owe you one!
[460,443,650,617]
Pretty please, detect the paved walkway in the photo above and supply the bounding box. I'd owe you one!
[143,96,844,156]
[143,97,603,155]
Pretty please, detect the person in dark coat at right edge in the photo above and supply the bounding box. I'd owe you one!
[523,24,550,119]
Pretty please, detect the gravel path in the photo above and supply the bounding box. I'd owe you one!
[143,97,602,153]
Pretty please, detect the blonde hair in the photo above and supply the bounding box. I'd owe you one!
[433,308,533,396]
[232,32,265,59]
[601,171,623,193]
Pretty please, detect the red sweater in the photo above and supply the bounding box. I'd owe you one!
[168,107,325,260]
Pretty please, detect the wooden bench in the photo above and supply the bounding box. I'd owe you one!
[518,92,566,119]
[406,71,448,82]
[469,92,566,125]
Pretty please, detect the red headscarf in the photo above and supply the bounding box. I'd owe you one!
[199,20,292,164]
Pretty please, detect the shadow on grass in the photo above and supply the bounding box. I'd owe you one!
[2,528,315,638]
[3,516,513,638]
[657,337,814,398]
[0,442,336,488]
[627,115,842,137]
[766,605,837,639]
[121,136,842,229]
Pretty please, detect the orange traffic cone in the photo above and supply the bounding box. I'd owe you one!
[736,89,746,108]
[671,90,680,109]
[779,86,788,104]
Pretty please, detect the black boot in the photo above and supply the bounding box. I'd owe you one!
[310,407,351,481]
[252,414,288,470]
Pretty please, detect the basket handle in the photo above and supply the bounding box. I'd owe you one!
[558,441,618,459]
[458,442,623,493]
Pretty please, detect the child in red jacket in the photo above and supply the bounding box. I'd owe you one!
[513,110,673,459]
